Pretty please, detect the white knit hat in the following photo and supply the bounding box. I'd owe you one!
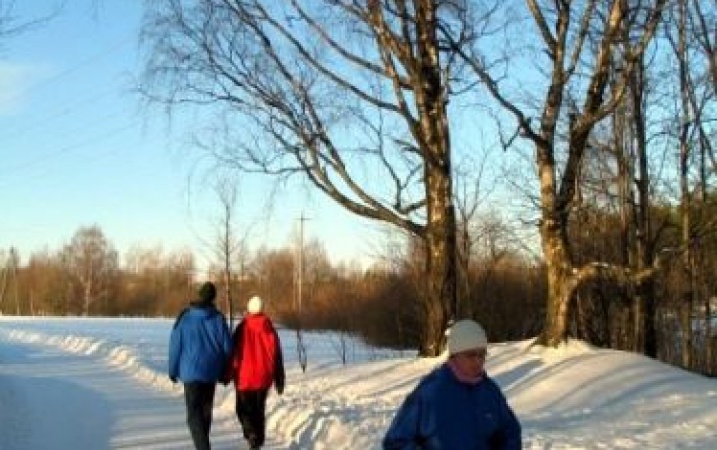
[447,319,488,355]
[247,295,263,314]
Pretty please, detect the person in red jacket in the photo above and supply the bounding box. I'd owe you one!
[227,295,285,450]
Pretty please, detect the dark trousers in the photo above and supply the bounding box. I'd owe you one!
[184,382,216,450]
[236,389,269,448]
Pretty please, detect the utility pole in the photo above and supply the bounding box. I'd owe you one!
[298,213,305,316]
[296,212,310,372]
[297,212,312,315]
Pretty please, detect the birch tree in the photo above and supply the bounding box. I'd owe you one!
[63,225,118,316]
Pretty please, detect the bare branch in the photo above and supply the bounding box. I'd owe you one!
[525,0,557,55]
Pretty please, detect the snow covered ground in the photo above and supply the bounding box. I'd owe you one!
[1,316,716,449]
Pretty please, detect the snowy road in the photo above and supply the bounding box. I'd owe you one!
[5,316,717,449]
[0,335,274,450]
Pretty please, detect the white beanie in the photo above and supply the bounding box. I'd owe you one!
[447,319,488,355]
[247,295,263,314]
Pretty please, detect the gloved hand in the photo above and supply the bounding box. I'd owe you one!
[276,383,284,395]
[169,376,178,384]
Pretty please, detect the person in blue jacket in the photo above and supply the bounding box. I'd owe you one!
[383,319,521,450]
[168,281,233,450]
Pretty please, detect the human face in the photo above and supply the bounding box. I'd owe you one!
[452,347,487,378]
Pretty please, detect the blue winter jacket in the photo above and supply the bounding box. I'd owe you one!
[383,364,521,450]
[168,303,232,383]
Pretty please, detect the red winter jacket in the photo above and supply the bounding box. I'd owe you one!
[228,313,285,392]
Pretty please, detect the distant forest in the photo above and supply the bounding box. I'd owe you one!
[0,224,543,350]
[4,198,717,378]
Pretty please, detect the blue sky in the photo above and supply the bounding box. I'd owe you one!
[0,1,383,270]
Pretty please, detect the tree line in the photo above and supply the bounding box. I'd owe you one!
[0,222,543,345]
[0,226,193,317]
[5,189,717,376]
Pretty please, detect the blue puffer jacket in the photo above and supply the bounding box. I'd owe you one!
[168,303,232,383]
[383,364,521,450]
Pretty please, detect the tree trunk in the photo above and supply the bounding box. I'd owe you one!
[223,269,233,328]
[414,0,456,357]
[642,280,657,357]
[536,219,574,346]
[537,264,573,346]
[420,203,457,356]
[632,293,644,352]
[681,291,693,368]
[83,282,92,316]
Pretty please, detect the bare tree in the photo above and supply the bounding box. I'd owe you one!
[139,0,492,355]
[453,147,495,319]
[675,0,697,369]
[63,225,118,316]
[688,0,717,93]
[662,0,717,370]
[213,176,248,328]
[0,248,20,314]
[448,0,667,346]
[613,51,659,356]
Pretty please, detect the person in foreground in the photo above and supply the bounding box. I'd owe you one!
[168,281,233,450]
[383,319,521,450]
[227,295,285,450]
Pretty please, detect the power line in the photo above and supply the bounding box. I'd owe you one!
[0,119,139,179]
[1,31,139,143]
[1,84,127,140]
[1,34,135,108]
